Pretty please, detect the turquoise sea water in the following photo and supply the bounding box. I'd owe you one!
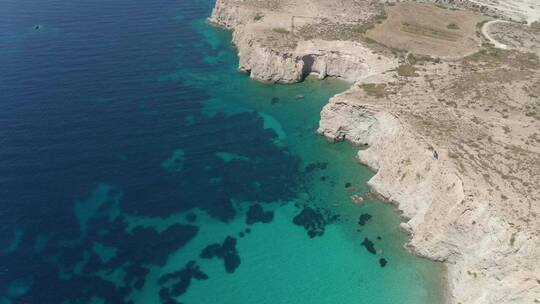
[0,0,444,303]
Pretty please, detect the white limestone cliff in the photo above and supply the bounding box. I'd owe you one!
[318,84,540,304]
[209,0,396,83]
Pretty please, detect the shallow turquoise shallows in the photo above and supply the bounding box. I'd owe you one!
[0,0,444,303]
[131,16,444,304]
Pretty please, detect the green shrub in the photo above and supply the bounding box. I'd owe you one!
[272,27,290,34]
[447,23,459,30]
[397,64,418,77]
[254,13,264,21]
[364,37,377,44]
[361,83,387,97]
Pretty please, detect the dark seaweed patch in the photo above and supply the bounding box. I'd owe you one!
[209,197,236,222]
[200,244,221,259]
[92,222,199,269]
[3,212,200,303]
[82,218,199,290]
[361,238,376,255]
[292,207,339,238]
[125,264,150,290]
[0,1,307,301]
[305,162,329,173]
[345,182,352,188]
[358,213,372,226]
[200,236,241,273]
[9,260,133,304]
[158,261,208,300]
[271,97,280,105]
[185,212,197,222]
[224,252,241,273]
[379,258,388,268]
[159,288,177,304]
[118,111,302,221]
[246,204,274,225]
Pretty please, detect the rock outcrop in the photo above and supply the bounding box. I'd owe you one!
[209,0,396,83]
[318,59,540,303]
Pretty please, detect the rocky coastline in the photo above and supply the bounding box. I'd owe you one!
[208,0,540,303]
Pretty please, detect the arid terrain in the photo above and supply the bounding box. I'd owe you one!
[209,0,540,303]
[365,2,488,58]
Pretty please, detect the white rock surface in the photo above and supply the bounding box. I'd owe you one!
[435,0,540,23]
[210,0,396,83]
[318,84,540,304]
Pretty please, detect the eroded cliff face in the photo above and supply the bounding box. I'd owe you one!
[208,0,249,29]
[319,92,467,263]
[209,0,540,303]
[318,64,540,303]
[209,0,396,83]
[231,26,304,83]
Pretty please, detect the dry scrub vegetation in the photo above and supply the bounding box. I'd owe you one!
[365,2,489,58]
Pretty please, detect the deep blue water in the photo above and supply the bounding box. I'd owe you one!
[0,0,443,303]
[0,0,309,302]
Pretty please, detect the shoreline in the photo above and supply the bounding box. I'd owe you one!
[364,156,452,304]
[207,0,540,303]
[366,186,452,304]
[208,12,453,302]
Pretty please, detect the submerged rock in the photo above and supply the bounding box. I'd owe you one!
[224,252,241,273]
[246,204,274,225]
[293,207,325,238]
[361,237,376,255]
[200,236,241,273]
[305,162,329,173]
[293,206,339,238]
[158,261,208,299]
[185,212,197,222]
[358,213,372,226]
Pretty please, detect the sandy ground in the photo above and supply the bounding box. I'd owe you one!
[366,2,489,58]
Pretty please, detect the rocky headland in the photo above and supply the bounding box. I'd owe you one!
[209,0,540,303]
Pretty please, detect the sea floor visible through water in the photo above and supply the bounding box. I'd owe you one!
[0,0,444,303]
[157,18,446,304]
